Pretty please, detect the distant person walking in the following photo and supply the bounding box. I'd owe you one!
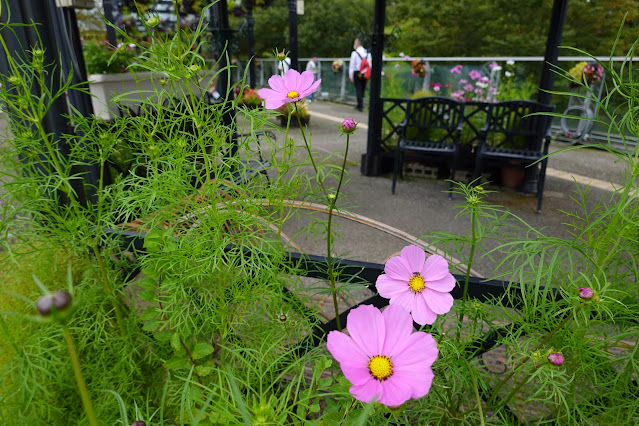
[349,38,371,112]
[305,54,319,101]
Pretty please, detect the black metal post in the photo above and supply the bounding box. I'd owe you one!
[211,0,238,155]
[103,0,117,46]
[287,0,298,70]
[56,5,102,201]
[247,0,256,88]
[1,0,87,207]
[521,0,568,195]
[361,0,386,176]
[537,0,569,105]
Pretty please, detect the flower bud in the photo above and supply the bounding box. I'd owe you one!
[340,118,357,134]
[146,16,159,27]
[130,421,146,426]
[36,290,72,316]
[276,51,288,61]
[547,352,564,366]
[578,287,594,300]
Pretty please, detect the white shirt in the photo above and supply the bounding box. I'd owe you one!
[277,57,291,74]
[349,46,371,80]
[306,59,318,77]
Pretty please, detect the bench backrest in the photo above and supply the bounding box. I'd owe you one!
[402,97,464,145]
[483,100,555,151]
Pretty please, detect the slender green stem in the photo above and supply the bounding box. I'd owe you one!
[463,357,485,426]
[457,204,477,339]
[295,108,329,199]
[63,326,99,426]
[295,113,347,330]
[324,135,350,331]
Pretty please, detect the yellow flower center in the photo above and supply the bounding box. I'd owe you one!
[368,355,393,380]
[408,273,426,293]
[287,91,299,99]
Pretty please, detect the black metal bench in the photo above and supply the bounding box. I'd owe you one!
[391,97,465,199]
[473,100,555,213]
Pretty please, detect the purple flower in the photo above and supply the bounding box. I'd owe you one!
[547,352,564,366]
[578,287,594,300]
[340,118,357,134]
[458,79,468,85]
[464,84,474,92]
[450,65,462,74]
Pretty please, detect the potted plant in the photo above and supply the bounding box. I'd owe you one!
[411,58,428,77]
[83,40,156,120]
[331,59,343,74]
[236,87,263,109]
[568,61,604,87]
[277,100,310,126]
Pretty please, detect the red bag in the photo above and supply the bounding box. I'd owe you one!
[356,51,371,80]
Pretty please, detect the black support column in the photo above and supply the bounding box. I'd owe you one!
[287,0,298,70]
[537,0,569,105]
[361,0,386,176]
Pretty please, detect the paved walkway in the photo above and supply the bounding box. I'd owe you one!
[277,100,629,276]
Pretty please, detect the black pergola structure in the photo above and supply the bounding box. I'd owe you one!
[361,0,569,176]
[2,2,634,423]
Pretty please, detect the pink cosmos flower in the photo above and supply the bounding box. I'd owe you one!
[327,304,438,406]
[468,70,482,80]
[450,64,462,74]
[376,245,455,325]
[257,69,321,110]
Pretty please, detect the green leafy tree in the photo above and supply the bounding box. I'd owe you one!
[248,0,374,58]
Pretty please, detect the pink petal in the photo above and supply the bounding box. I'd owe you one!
[263,96,287,110]
[391,332,438,367]
[384,255,412,281]
[299,79,321,98]
[426,273,456,293]
[421,254,450,281]
[298,70,315,90]
[326,330,368,366]
[381,305,414,355]
[392,364,435,399]
[410,295,438,325]
[282,69,301,90]
[388,289,415,313]
[423,288,454,315]
[376,275,408,299]
[266,74,287,94]
[346,305,385,356]
[341,362,372,386]
[350,377,383,403]
[401,245,426,273]
[377,376,413,406]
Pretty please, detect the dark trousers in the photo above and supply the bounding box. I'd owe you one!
[354,76,367,110]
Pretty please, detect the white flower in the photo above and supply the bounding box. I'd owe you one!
[492,66,502,72]
[506,59,515,66]
[505,71,513,77]
[476,82,488,88]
